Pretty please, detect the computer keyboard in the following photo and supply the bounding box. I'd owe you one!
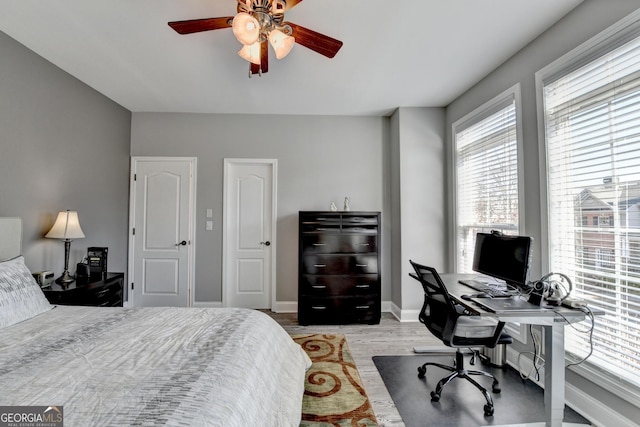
[458,279,515,298]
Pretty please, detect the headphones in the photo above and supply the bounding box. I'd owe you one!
[535,272,573,305]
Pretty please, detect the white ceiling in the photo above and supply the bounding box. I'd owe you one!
[0,0,583,116]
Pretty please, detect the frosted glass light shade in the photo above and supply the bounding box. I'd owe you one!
[238,43,262,65]
[232,12,260,45]
[268,29,294,59]
[45,210,85,240]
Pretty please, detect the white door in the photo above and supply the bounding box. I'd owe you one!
[129,157,196,307]
[223,159,277,309]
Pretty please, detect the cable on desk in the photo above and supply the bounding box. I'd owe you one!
[564,306,595,367]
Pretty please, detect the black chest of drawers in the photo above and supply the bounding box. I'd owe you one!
[42,273,124,307]
[298,211,381,325]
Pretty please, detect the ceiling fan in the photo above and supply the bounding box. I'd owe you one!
[168,0,343,77]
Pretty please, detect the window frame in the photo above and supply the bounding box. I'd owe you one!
[451,83,527,342]
[535,8,640,404]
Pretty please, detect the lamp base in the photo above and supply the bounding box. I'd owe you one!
[55,270,75,285]
[56,239,75,286]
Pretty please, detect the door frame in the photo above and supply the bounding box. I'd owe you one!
[222,158,278,309]
[127,156,197,307]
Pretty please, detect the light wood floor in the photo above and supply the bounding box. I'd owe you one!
[265,311,443,427]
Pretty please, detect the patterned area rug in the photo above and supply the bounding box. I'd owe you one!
[291,333,378,426]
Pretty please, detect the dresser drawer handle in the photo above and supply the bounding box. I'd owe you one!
[312,243,327,246]
[311,306,327,310]
[311,285,327,289]
[356,264,368,267]
[316,228,328,231]
[356,305,370,310]
[357,243,370,246]
[356,284,370,288]
[314,264,327,268]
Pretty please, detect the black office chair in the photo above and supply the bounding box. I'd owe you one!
[409,260,513,417]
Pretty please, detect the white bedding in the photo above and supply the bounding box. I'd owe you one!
[0,305,311,426]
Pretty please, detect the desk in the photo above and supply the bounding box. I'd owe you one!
[438,273,596,427]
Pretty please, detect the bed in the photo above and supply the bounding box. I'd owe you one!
[0,217,311,426]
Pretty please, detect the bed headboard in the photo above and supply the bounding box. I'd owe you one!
[0,217,22,261]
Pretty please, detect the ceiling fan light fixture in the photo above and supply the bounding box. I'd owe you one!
[232,12,260,45]
[238,42,262,65]
[268,29,294,60]
[168,0,344,76]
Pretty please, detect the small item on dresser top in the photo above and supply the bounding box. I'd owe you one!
[343,196,350,211]
[87,247,108,277]
[330,202,338,211]
[32,270,54,288]
[76,262,90,278]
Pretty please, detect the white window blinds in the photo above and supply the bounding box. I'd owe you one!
[455,91,520,272]
[541,27,640,388]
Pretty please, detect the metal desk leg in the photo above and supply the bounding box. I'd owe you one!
[544,323,565,427]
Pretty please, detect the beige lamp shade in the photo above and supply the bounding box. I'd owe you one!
[268,29,294,60]
[45,210,85,240]
[238,42,262,65]
[232,12,260,46]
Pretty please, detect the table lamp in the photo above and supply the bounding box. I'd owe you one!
[46,210,85,284]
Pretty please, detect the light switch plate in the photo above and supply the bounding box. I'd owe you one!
[206,221,213,231]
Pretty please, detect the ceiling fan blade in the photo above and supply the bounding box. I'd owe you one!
[250,41,269,75]
[168,17,233,34]
[285,22,343,58]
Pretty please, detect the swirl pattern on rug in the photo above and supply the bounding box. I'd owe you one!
[292,333,378,426]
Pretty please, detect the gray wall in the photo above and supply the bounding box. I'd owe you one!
[130,113,390,303]
[389,107,446,316]
[0,31,131,277]
[445,0,640,422]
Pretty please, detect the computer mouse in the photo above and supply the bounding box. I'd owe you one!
[474,292,492,298]
[461,292,491,300]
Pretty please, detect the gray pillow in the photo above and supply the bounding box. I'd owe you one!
[0,256,52,328]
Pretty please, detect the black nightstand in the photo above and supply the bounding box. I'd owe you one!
[42,273,124,307]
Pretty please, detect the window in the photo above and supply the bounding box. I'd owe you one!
[538,12,640,392]
[453,85,522,273]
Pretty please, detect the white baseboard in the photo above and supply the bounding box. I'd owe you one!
[271,300,297,313]
[192,301,223,308]
[389,301,421,322]
[565,378,635,427]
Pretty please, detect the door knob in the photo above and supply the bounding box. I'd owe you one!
[176,240,187,246]
[260,241,271,246]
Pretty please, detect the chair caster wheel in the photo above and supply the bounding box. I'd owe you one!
[484,404,494,416]
[430,391,440,402]
[492,384,501,394]
[417,366,426,378]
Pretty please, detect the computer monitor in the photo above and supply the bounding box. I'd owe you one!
[472,231,533,288]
